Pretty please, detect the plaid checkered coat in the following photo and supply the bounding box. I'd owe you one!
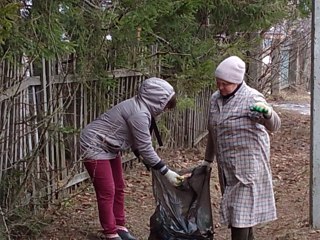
[205,82,281,228]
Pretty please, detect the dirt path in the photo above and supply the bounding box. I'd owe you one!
[37,90,320,240]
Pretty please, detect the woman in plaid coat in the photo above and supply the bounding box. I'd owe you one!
[203,56,281,240]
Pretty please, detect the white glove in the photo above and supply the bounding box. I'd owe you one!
[250,102,272,118]
[202,160,213,169]
[164,169,183,186]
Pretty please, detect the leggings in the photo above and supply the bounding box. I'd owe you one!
[84,155,125,235]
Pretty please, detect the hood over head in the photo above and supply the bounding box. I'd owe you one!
[138,77,175,116]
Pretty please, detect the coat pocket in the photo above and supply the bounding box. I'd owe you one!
[235,155,260,185]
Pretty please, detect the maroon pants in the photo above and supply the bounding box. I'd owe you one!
[84,155,125,235]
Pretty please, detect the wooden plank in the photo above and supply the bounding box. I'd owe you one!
[0,102,4,180]
[48,60,57,195]
[193,131,208,147]
[80,84,86,173]
[64,154,139,189]
[0,77,41,102]
[63,171,89,189]
[24,90,29,171]
[83,82,88,127]
[13,96,18,169]
[42,57,51,197]
[73,84,78,170]
[59,85,67,182]
[5,102,11,177]
[31,86,41,179]
[20,91,26,170]
[89,82,93,122]
[93,81,97,119]
[0,69,144,102]
[125,76,130,99]
[0,102,8,180]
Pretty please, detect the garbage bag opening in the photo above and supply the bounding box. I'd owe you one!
[148,166,214,240]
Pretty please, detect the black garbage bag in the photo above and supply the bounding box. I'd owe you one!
[148,166,214,240]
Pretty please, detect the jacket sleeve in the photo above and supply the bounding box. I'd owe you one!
[264,109,281,132]
[205,128,216,162]
[204,98,216,162]
[127,112,168,174]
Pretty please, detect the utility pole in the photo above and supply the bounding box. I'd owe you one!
[311,0,320,229]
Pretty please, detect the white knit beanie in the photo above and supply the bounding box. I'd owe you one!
[215,56,246,84]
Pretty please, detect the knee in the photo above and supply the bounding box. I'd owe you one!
[95,184,115,200]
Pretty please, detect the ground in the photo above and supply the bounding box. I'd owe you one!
[35,88,320,240]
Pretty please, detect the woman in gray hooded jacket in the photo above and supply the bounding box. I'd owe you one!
[80,77,182,240]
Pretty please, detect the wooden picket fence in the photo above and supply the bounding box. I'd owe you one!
[0,58,211,210]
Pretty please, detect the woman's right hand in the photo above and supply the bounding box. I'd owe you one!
[164,169,184,186]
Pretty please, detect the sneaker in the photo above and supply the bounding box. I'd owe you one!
[97,232,122,240]
[117,229,137,240]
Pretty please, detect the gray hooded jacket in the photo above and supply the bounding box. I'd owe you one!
[79,77,175,173]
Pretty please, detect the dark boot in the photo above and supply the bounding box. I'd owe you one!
[231,227,254,240]
[117,229,137,240]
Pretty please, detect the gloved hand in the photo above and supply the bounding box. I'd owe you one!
[250,102,272,118]
[164,169,184,186]
[201,160,213,169]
